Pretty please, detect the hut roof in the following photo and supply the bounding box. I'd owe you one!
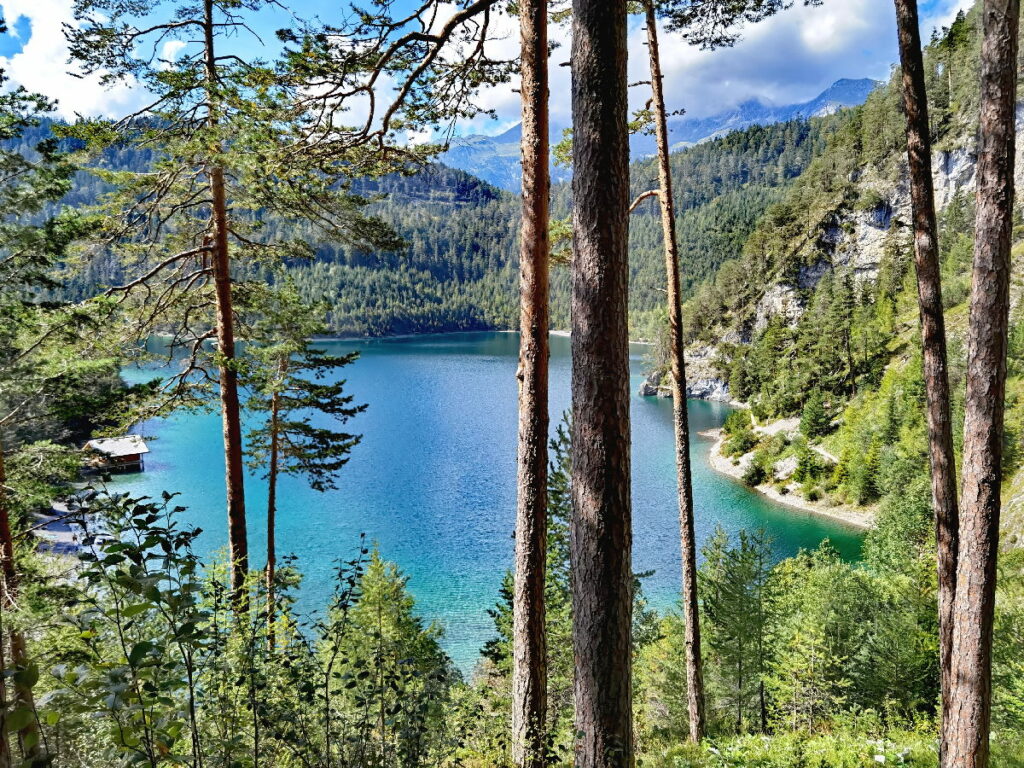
[84,435,150,458]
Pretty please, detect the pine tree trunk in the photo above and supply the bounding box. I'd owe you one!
[204,0,248,603]
[0,630,8,768]
[892,1,959,749]
[570,0,634,763]
[0,440,12,768]
[943,2,1019,766]
[512,0,550,762]
[759,681,767,734]
[0,439,40,764]
[266,390,279,644]
[644,1,706,743]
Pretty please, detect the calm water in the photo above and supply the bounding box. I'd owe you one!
[113,332,861,670]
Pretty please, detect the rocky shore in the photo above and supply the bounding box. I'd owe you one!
[701,427,874,531]
[638,345,735,403]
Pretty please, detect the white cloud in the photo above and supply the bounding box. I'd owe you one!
[0,0,980,129]
[0,0,146,119]
[925,0,976,28]
[465,0,979,131]
[407,127,433,146]
[157,40,188,71]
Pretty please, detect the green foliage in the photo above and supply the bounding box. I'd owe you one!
[699,528,774,734]
[741,461,767,487]
[994,550,1024,734]
[825,353,934,508]
[49,110,831,338]
[0,69,119,452]
[723,413,759,458]
[243,282,366,491]
[638,512,944,756]
[722,409,752,436]
[42,490,463,767]
[861,479,933,574]
[771,543,938,725]
[766,625,851,731]
[800,390,831,438]
[3,441,79,519]
[645,725,938,768]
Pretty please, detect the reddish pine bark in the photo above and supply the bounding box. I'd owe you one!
[892,0,959,747]
[943,2,1019,766]
[512,0,551,763]
[204,0,248,602]
[570,0,634,764]
[644,0,705,742]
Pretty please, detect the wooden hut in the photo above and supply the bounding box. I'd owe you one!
[83,435,150,473]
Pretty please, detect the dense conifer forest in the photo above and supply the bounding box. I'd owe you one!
[34,115,831,336]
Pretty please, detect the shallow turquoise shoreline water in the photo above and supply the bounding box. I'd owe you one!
[113,332,861,671]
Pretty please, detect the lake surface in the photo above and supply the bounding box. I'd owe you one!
[113,332,861,670]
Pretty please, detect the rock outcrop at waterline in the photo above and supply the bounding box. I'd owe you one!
[638,345,732,402]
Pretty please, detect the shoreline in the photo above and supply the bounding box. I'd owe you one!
[313,328,655,346]
[701,429,874,532]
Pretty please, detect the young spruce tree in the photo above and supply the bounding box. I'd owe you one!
[243,284,365,636]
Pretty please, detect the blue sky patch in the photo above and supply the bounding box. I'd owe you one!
[0,10,31,58]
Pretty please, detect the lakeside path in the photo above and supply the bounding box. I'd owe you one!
[699,428,874,532]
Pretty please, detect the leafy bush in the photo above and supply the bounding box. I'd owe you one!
[941,275,970,309]
[742,462,767,487]
[724,430,759,458]
[39,491,464,768]
[645,728,938,767]
[803,483,822,502]
[723,409,753,436]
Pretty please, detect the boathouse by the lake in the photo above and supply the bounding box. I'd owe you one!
[83,435,150,473]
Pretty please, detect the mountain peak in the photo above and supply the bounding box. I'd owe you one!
[442,77,879,190]
[815,78,882,101]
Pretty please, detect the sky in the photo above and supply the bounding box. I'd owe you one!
[0,0,975,134]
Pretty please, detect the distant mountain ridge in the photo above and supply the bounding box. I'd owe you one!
[440,77,879,190]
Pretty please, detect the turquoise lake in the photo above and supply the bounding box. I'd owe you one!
[112,332,862,670]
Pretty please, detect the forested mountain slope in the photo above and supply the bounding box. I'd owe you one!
[312,117,833,336]
[678,7,1024,545]
[46,115,837,336]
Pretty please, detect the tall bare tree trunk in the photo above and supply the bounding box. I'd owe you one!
[266,390,280,643]
[943,2,1019,766]
[204,0,248,602]
[0,438,41,765]
[892,0,959,748]
[643,0,705,742]
[0,618,8,768]
[570,0,634,764]
[512,0,550,762]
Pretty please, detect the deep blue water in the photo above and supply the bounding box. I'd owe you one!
[113,332,861,670]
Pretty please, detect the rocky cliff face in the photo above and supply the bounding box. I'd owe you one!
[744,109,1024,338]
[746,149,977,338]
[639,345,733,402]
